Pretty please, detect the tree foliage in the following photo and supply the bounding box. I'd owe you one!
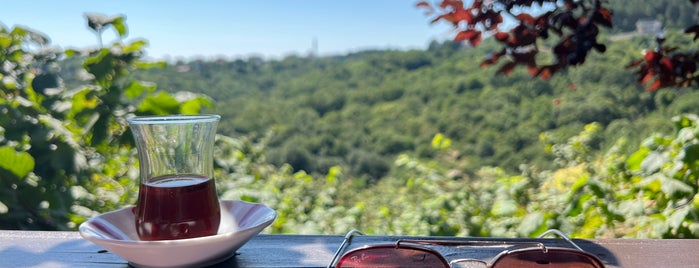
[417,0,699,90]
[0,14,211,229]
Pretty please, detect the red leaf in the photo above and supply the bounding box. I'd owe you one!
[416,1,433,14]
[509,24,537,46]
[641,73,654,84]
[648,79,662,91]
[439,0,463,10]
[481,50,505,67]
[516,14,537,25]
[661,58,673,70]
[452,9,472,23]
[455,30,482,46]
[470,31,483,46]
[497,62,517,76]
[594,8,613,27]
[415,1,431,8]
[494,32,509,42]
[480,59,495,68]
[644,50,660,62]
[431,13,454,24]
[526,65,538,76]
[455,30,476,41]
[536,66,556,80]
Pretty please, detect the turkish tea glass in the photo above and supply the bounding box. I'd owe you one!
[128,114,221,241]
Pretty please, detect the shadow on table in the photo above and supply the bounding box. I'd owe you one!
[0,237,128,267]
[209,235,342,268]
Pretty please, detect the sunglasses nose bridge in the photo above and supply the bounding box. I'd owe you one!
[451,259,489,268]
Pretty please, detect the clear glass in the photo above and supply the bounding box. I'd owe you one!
[127,114,221,241]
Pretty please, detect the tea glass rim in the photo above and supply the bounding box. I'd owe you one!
[127,114,221,125]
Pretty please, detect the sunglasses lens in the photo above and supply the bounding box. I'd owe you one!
[336,245,449,268]
[493,249,604,268]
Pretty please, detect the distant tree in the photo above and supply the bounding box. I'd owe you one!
[417,0,699,90]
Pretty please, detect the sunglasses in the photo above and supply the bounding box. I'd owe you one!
[328,229,605,268]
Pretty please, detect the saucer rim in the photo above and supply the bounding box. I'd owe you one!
[78,200,276,246]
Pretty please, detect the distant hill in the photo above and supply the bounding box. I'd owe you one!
[93,31,695,181]
[608,0,698,32]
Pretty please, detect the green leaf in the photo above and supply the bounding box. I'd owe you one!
[84,50,114,84]
[122,39,147,54]
[24,28,50,46]
[642,176,662,193]
[517,211,544,236]
[112,16,128,37]
[0,35,12,48]
[431,133,452,150]
[179,96,213,114]
[85,13,108,32]
[64,48,78,58]
[491,199,517,216]
[683,144,699,167]
[70,87,100,116]
[667,205,690,230]
[136,60,167,69]
[640,151,665,173]
[569,176,589,193]
[137,91,180,115]
[0,146,35,179]
[627,147,650,171]
[180,100,202,114]
[124,81,156,99]
[673,114,696,131]
[660,176,694,196]
[85,13,126,36]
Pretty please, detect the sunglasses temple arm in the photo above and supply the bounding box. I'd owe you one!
[537,229,584,251]
[327,229,365,268]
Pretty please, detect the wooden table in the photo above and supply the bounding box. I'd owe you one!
[1,230,698,267]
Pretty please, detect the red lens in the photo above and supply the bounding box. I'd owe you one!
[492,248,605,268]
[336,245,449,268]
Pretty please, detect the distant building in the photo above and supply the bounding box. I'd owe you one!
[636,19,663,36]
[176,65,191,73]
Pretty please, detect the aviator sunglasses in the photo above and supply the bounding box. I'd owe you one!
[328,229,606,268]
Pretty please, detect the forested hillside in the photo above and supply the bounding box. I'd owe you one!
[608,0,698,32]
[118,31,699,181]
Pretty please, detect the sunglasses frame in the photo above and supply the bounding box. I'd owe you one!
[328,229,606,268]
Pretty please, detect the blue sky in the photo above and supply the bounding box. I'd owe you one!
[1,1,451,60]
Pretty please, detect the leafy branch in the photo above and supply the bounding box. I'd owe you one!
[417,0,699,90]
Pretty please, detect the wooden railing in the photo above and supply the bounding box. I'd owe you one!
[1,230,697,267]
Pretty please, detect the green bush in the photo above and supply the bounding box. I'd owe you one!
[0,15,212,229]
